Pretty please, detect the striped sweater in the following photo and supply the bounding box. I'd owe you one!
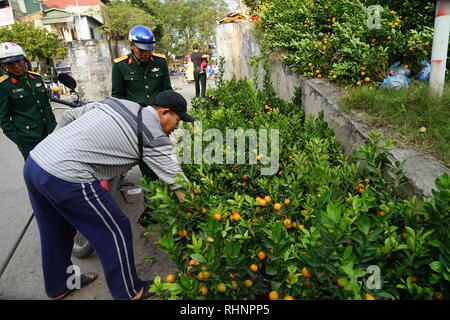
[30,98,186,189]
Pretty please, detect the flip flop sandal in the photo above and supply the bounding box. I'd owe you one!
[137,280,155,300]
[52,272,98,300]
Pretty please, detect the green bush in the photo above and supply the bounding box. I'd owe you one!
[256,0,434,86]
[141,75,449,300]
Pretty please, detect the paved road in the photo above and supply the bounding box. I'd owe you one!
[0,76,210,300]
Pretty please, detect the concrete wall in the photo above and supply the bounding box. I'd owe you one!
[67,40,112,101]
[116,40,131,58]
[216,21,260,81]
[215,20,450,199]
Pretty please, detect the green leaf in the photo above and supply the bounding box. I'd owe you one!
[265,264,278,275]
[341,262,354,276]
[327,202,341,223]
[287,265,297,274]
[231,242,242,257]
[353,198,362,211]
[272,222,282,242]
[359,217,370,236]
[179,274,193,291]
[406,237,415,252]
[429,261,444,273]
[343,245,353,262]
[153,275,162,285]
[354,269,367,278]
[405,226,416,239]
[270,281,282,291]
[244,195,254,204]
[443,271,450,281]
[367,228,383,241]
[190,254,206,263]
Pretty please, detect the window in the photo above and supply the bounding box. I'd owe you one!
[0,0,9,9]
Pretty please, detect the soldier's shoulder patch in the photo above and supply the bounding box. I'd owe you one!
[114,56,128,64]
[28,71,42,77]
[152,53,166,59]
[0,75,9,83]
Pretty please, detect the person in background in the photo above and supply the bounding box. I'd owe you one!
[112,25,173,184]
[185,58,194,84]
[190,44,208,97]
[0,42,57,159]
[207,65,214,80]
[51,78,62,99]
[200,56,208,74]
[112,25,172,105]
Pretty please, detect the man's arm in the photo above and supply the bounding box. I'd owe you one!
[142,138,188,189]
[56,102,99,130]
[0,88,21,145]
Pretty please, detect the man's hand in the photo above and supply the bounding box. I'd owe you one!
[174,190,186,203]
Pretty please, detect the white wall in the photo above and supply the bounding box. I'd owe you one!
[67,40,112,101]
[216,21,260,81]
[66,4,104,24]
[75,16,102,40]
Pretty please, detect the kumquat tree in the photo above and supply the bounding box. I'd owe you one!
[141,56,449,300]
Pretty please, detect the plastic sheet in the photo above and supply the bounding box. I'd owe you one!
[418,60,431,82]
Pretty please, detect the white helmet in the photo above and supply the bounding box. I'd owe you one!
[0,42,26,64]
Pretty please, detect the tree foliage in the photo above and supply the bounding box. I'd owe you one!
[159,0,229,57]
[0,21,66,59]
[258,0,435,85]
[99,0,161,40]
[99,0,228,57]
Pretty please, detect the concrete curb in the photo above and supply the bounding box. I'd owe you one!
[301,78,449,199]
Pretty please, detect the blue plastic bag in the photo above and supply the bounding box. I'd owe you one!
[380,74,412,90]
[387,61,411,77]
[418,60,431,82]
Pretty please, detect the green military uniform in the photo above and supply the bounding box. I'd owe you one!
[0,71,57,159]
[111,53,172,105]
[112,52,172,182]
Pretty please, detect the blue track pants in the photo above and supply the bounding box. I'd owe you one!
[23,157,143,299]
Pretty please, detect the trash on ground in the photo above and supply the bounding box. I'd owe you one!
[127,188,142,195]
[380,74,412,90]
[418,60,431,82]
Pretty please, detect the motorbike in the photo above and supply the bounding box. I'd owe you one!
[51,73,125,259]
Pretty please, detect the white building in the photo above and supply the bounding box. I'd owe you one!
[20,8,103,41]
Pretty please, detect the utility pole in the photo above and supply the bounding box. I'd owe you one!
[429,0,450,96]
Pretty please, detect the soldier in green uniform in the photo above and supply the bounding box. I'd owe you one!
[111,25,174,205]
[0,42,57,159]
[112,25,172,105]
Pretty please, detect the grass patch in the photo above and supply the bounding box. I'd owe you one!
[340,82,450,167]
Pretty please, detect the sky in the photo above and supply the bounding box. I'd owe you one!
[225,0,239,11]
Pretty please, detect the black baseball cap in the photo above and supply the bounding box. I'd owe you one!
[149,90,195,122]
